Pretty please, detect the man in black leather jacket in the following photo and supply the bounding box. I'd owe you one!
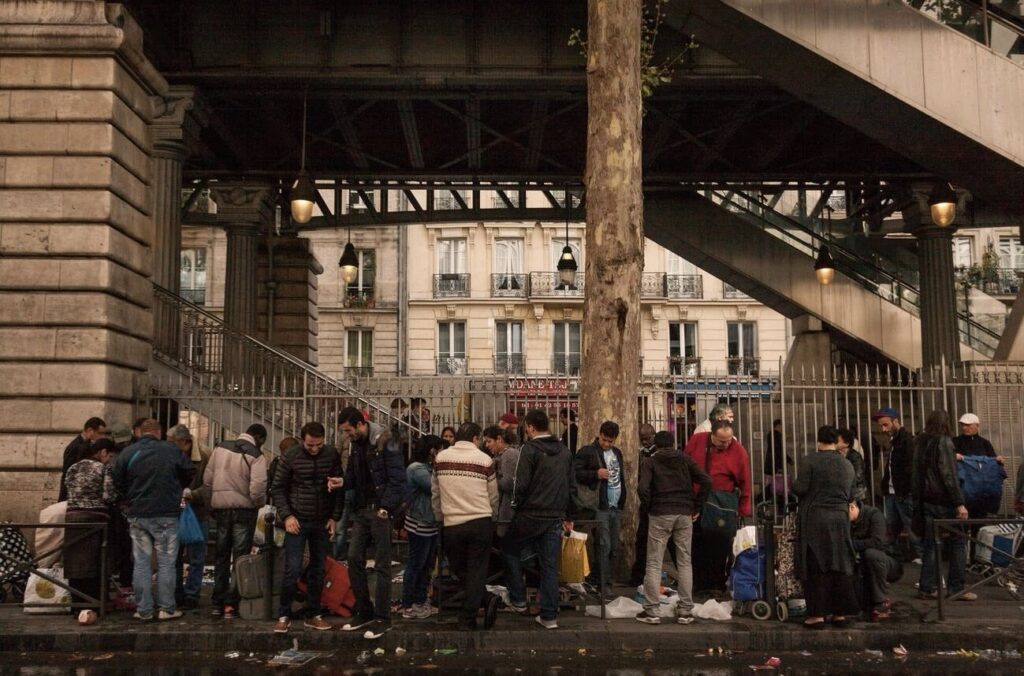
[873,407,921,563]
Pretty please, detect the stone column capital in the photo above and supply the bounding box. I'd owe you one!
[150,85,208,159]
[905,182,971,232]
[211,183,275,227]
[914,225,957,241]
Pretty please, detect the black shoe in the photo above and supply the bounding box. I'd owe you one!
[362,620,392,640]
[341,615,375,632]
[181,598,199,611]
[483,595,499,630]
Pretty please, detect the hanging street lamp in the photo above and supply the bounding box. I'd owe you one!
[290,90,316,224]
[557,190,578,287]
[928,182,958,227]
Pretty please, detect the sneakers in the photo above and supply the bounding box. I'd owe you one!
[222,605,238,620]
[341,615,375,632]
[911,558,923,565]
[401,604,431,620]
[158,609,183,621]
[535,615,558,630]
[635,609,661,625]
[210,607,224,617]
[507,602,528,614]
[132,611,153,621]
[363,620,392,640]
[274,617,291,633]
[303,615,332,631]
[676,614,695,625]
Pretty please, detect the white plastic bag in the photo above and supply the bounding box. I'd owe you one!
[23,567,71,614]
[585,595,642,618]
[253,505,285,547]
[732,525,758,558]
[692,598,733,621]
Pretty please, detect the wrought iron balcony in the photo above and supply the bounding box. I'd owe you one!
[491,273,529,298]
[552,354,581,376]
[991,269,1023,296]
[669,356,701,377]
[345,366,374,379]
[343,291,376,309]
[727,357,759,376]
[641,272,666,298]
[666,275,703,299]
[433,273,470,298]
[495,353,526,374]
[723,283,750,299]
[529,272,584,297]
[437,354,468,375]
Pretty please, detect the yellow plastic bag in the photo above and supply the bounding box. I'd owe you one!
[558,530,590,583]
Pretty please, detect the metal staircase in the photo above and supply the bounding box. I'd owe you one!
[149,285,413,451]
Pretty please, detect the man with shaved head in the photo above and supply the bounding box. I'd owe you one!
[112,419,195,621]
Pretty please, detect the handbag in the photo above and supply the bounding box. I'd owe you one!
[178,503,205,546]
[573,480,600,518]
[699,434,740,536]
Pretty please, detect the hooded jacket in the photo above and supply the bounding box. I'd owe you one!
[638,446,712,516]
[204,433,268,511]
[512,434,574,521]
[271,443,343,524]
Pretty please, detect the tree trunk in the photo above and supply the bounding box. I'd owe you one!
[580,0,644,577]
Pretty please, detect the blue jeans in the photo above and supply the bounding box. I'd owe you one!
[514,522,562,621]
[176,521,209,603]
[348,507,394,621]
[919,503,967,594]
[401,531,437,607]
[885,494,922,560]
[502,536,535,606]
[128,516,179,617]
[279,521,329,619]
[587,508,621,591]
[211,509,257,609]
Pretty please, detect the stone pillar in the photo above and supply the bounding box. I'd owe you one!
[0,2,168,521]
[906,186,962,368]
[211,185,273,335]
[257,235,322,364]
[150,86,206,292]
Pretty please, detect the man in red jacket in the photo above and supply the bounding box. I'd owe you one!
[684,420,752,596]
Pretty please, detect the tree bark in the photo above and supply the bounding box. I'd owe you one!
[580,0,644,577]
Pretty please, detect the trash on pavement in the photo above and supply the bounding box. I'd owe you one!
[692,599,733,621]
[585,595,642,618]
[268,648,331,667]
[224,651,240,659]
[765,657,781,667]
[373,647,385,656]
[91,654,114,661]
[355,651,371,666]
[435,648,459,656]
[395,647,407,656]
[864,650,883,658]
[893,644,908,657]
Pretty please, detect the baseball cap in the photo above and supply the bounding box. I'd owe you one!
[108,422,132,444]
[500,412,519,426]
[958,413,980,425]
[871,407,900,421]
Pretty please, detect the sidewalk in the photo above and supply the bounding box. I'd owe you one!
[2,573,1022,655]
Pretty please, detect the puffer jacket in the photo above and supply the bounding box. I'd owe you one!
[343,422,406,514]
[271,443,343,524]
[512,434,574,519]
[912,433,965,508]
[204,434,268,511]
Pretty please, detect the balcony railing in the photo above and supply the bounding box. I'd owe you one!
[343,291,376,309]
[345,366,374,379]
[552,354,582,376]
[529,272,584,297]
[641,272,666,298]
[723,283,750,299]
[180,288,205,305]
[437,354,468,375]
[433,273,470,298]
[495,353,526,374]
[491,273,529,298]
[666,275,703,299]
[727,357,759,376]
[669,356,701,377]
[991,269,1022,296]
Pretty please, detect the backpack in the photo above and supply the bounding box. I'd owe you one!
[957,456,1006,514]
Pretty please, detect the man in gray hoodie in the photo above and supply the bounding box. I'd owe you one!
[635,431,711,625]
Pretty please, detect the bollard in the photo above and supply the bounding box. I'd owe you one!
[264,511,276,621]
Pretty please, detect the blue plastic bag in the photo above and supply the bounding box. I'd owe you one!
[178,503,205,546]
[957,456,1006,515]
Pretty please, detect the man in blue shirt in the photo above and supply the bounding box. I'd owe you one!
[574,420,626,597]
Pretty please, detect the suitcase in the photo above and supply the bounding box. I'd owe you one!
[239,595,280,620]
[975,523,1021,568]
[235,549,285,600]
[773,513,803,600]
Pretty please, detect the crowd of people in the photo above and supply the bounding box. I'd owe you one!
[46,399,1020,633]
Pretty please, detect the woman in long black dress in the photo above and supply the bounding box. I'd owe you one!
[792,425,858,628]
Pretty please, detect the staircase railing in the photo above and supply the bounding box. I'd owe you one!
[708,190,1001,356]
[906,0,1024,62]
[151,284,417,447]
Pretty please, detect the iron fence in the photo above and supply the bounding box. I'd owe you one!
[640,272,666,298]
[432,273,471,298]
[666,274,703,299]
[491,273,529,297]
[530,272,584,297]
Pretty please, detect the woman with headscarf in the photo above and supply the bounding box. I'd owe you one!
[792,425,858,628]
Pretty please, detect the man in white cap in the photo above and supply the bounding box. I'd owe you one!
[953,413,1003,464]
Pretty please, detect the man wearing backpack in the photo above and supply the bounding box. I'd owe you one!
[203,423,268,619]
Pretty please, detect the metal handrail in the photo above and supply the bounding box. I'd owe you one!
[907,0,1024,59]
[710,190,1001,355]
[152,284,417,438]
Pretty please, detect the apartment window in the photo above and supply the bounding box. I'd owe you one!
[348,190,375,213]
[553,321,581,375]
[345,249,376,303]
[727,322,758,375]
[437,238,467,274]
[346,329,373,377]
[952,237,973,269]
[999,236,1024,269]
[494,238,523,289]
[669,322,699,375]
[179,248,207,304]
[438,321,467,374]
[666,251,697,276]
[495,321,525,374]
